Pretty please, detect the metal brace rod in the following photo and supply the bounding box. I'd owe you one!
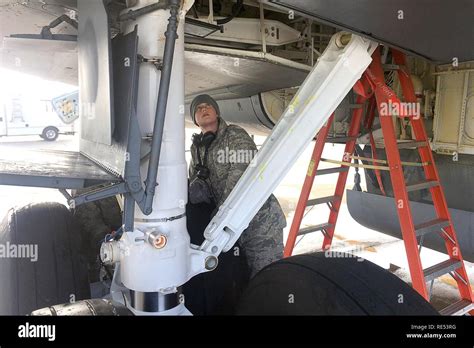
[326,201,337,213]
[321,158,391,171]
[441,228,456,245]
[199,33,377,255]
[119,1,170,21]
[418,235,424,253]
[452,270,469,286]
[67,183,128,207]
[259,0,267,54]
[321,228,329,239]
[59,188,73,202]
[137,54,163,70]
[428,279,434,301]
[142,0,180,215]
[350,155,429,167]
[41,14,78,38]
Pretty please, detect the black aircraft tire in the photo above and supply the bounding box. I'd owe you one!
[237,252,438,315]
[0,202,90,315]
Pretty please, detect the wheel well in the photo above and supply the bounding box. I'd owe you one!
[43,126,59,133]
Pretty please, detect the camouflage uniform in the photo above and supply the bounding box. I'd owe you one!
[189,119,286,277]
[71,189,122,282]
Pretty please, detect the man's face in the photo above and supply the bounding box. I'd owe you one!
[195,103,218,128]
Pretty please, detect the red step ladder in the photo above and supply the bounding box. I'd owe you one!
[284,47,474,315]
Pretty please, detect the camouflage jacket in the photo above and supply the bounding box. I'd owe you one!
[189,118,287,232]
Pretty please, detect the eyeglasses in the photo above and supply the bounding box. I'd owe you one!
[196,104,212,113]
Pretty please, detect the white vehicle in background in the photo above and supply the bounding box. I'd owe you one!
[0,91,78,141]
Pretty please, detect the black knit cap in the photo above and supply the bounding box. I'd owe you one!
[190,94,220,126]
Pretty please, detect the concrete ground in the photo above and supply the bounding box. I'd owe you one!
[0,132,473,313]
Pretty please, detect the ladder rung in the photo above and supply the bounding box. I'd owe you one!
[298,223,333,236]
[439,299,474,316]
[373,141,385,149]
[383,63,400,71]
[415,218,451,237]
[406,180,439,192]
[326,136,357,143]
[307,195,340,206]
[315,167,349,175]
[397,141,428,149]
[374,140,428,149]
[424,259,462,282]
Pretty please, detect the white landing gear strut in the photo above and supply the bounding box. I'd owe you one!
[100,0,377,315]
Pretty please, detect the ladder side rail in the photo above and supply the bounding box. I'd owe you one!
[284,115,334,257]
[366,47,428,298]
[322,93,367,249]
[392,50,474,302]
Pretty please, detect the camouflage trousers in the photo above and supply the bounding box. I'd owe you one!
[238,196,286,278]
[240,226,284,279]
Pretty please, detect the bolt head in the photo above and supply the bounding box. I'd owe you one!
[205,256,218,270]
[148,232,167,249]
